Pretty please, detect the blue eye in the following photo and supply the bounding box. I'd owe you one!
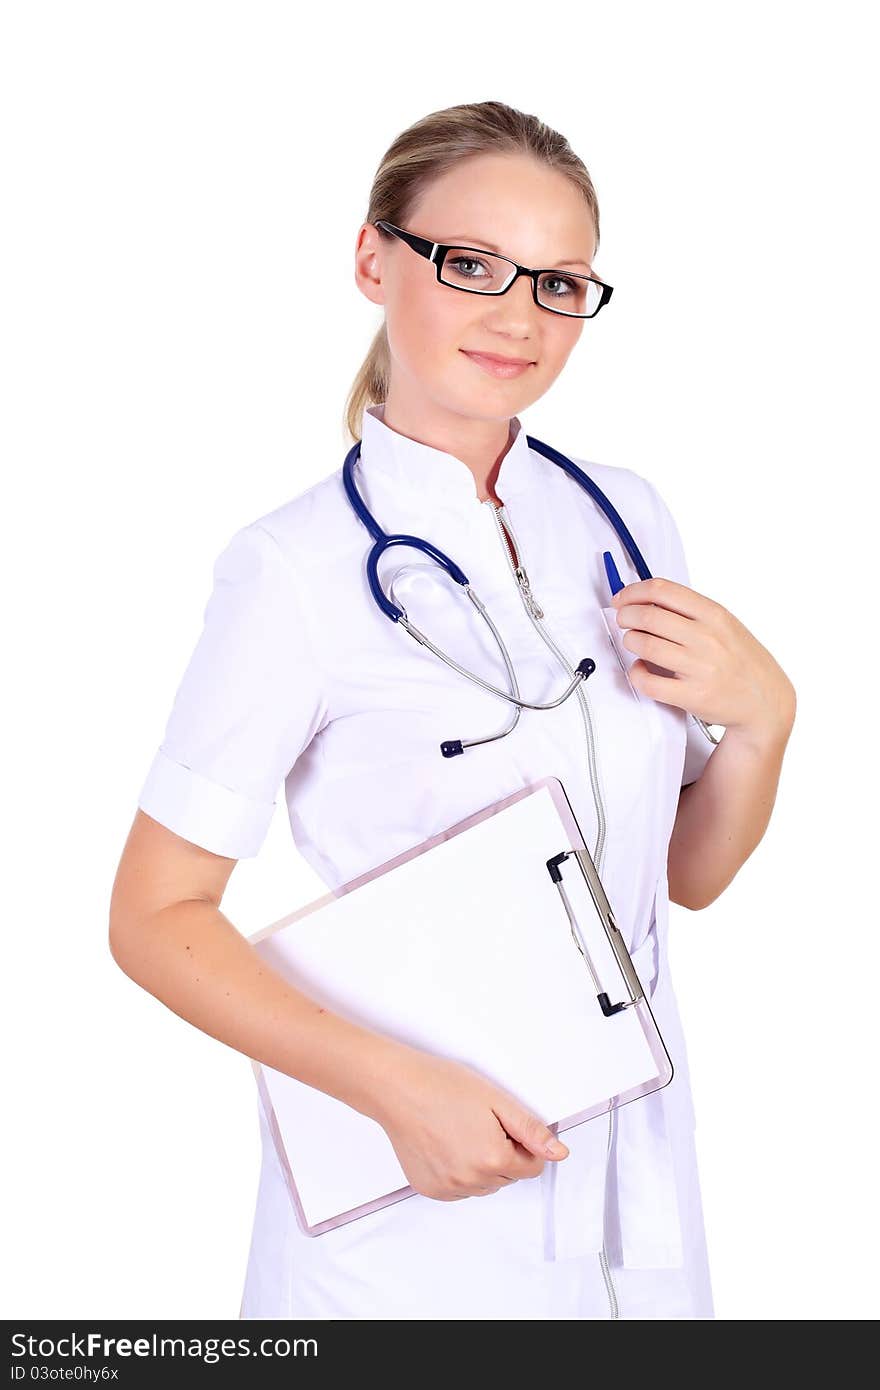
[539,274,579,299]
[448,256,491,278]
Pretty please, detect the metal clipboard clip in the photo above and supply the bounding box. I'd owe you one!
[546,847,644,1016]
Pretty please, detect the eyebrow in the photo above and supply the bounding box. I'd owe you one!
[443,235,593,271]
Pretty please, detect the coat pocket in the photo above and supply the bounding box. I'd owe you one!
[600,604,643,704]
[600,604,688,770]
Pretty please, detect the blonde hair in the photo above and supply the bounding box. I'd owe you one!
[343,99,602,444]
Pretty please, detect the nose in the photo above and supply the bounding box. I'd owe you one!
[484,274,540,335]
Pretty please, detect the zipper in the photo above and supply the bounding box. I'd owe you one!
[514,564,544,620]
[496,509,543,614]
[483,498,619,1319]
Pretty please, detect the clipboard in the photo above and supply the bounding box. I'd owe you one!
[247,775,673,1238]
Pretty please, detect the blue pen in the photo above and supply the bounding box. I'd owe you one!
[603,550,625,598]
[602,551,719,747]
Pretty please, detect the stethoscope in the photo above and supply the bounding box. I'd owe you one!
[343,431,720,759]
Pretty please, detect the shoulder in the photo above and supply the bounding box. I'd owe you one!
[529,446,683,582]
[578,457,693,584]
[220,464,358,590]
[546,450,676,535]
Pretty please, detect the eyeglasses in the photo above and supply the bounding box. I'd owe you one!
[374,219,613,320]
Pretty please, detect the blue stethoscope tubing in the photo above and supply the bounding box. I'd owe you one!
[343,431,719,755]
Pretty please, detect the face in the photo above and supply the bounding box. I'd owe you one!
[354,153,598,430]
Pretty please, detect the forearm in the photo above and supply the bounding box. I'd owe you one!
[109,899,407,1123]
[667,712,795,911]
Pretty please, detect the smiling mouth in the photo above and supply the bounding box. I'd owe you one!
[461,349,535,365]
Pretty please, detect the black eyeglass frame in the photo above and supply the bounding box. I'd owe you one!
[374,219,614,320]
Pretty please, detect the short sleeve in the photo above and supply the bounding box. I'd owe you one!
[137,521,329,858]
[641,476,720,788]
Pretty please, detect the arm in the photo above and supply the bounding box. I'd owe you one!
[667,711,795,911]
[109,810,570,1196]
[109,810,406,1122]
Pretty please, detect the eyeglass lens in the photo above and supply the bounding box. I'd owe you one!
[441,249,603,317]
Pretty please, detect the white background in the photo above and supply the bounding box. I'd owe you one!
[3,0,877,1321]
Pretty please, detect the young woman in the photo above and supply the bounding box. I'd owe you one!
[110,100,796,1320]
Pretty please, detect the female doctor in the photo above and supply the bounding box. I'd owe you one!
[109,100,796,1321]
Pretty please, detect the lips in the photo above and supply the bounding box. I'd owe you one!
[460,349,535,379]
[461,350,534,365]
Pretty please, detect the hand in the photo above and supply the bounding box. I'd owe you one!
[609,577,796,743]
[372,1048,569,1202]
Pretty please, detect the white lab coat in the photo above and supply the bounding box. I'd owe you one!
[138,403,718,1319]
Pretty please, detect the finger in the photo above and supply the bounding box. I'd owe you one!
[491,1103,569,1160]
[628,659,696,707]
[610,576,705,618]
[500,1141,554,1178]
[621,627,702,678]
[615,602,695,646]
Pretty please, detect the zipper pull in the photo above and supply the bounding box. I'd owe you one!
[515,565,544,619]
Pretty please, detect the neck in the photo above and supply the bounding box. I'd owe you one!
[378,389,514,502]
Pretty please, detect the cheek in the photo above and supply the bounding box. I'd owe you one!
[549,321,582,370]
[525,327,581,397]
[386,274,464,370]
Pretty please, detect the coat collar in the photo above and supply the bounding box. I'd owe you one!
[357,402,537,515]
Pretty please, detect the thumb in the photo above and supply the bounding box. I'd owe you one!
[495,1102,569,1160]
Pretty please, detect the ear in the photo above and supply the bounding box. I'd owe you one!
[355,223,386,308]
